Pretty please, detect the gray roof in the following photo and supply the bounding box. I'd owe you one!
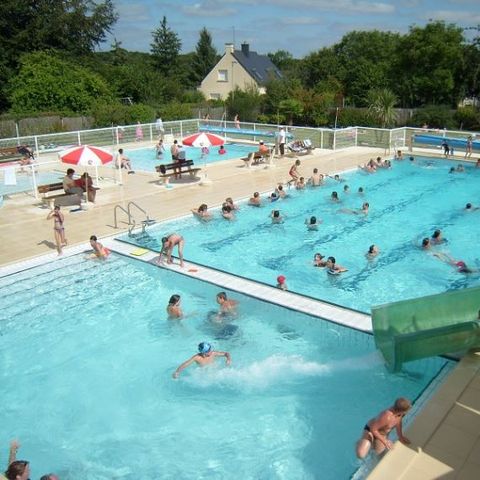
[232,48,282,85]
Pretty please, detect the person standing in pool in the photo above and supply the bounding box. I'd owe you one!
[356,397,411,459]
[216,292,238,316]
[167,294,183,319]
[172,342,231,378]
[159,233,185,267]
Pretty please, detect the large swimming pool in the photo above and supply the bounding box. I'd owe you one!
[126,143,257,171]
[120,157,480,312]
[0,254,453,479]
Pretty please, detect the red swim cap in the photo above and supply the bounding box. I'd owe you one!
[277,275,286,284]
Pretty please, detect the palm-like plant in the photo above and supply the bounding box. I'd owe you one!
[367,88,398,127]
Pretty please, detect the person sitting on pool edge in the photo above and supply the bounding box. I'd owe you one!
[89,235,110,259]
[356,397,411,459]
[172,342,231,379]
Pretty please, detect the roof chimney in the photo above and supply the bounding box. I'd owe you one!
[241,43,249,56]
[225,43,234,54]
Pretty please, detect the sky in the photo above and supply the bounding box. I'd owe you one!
[104,0,480,57]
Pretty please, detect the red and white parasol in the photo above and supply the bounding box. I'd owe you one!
[182,132,225,148]
[59,145,113,166]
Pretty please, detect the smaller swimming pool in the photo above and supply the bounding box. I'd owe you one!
[126,143,257,172]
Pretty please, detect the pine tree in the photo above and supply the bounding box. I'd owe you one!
[191,28,218,85]
[150,16,182,76]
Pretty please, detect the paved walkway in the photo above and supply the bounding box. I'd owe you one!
[0,145,381,266]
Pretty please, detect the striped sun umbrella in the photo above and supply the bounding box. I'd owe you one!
[59,145,113,166]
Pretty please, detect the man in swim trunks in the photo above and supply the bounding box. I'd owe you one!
[356,397,411,459]
[172,342,231,378]
[309,168,323,186]
[159,233,185,267]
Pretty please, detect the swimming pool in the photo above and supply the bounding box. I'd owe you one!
[126,143,257,171]
[119,157,480,313]
[0,254,454,479]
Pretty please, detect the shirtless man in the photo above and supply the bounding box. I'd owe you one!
[356,397,411,459]
[216,292,238,316]
[172,342,231,378]
[249,192,262,206]
[309,168,323,186]
[159,233,185,267]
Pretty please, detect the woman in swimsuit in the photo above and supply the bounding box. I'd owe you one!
[47,206,67,255]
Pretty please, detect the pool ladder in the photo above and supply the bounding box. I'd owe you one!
[113,202,156,236]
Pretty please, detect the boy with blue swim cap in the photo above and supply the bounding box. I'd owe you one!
[172,342,231,378]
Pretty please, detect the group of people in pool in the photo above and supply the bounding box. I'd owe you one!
[421,229,478,274]
[168,291,238,378]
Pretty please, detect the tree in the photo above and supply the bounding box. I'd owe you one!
[191,28,218,85]
[396,22,465,107]
[367,88,398,127]
[268,50,294,70]
[225,86,262,122]
[150,16,182,75]
[8,51,113,113]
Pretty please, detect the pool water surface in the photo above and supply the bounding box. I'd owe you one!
[0,254,454,479]
[120,157,480,312]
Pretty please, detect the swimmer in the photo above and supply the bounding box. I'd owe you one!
[249,191,262,206]
[332,174,344,182]
[295,177,306,190]
[343,184,350,194]
[313,253,327,267]
[394,150,404,161]
[433,253,478,274]
[276,184,287,198]
[456,164,465,172]
[476,159,480,168]
[305,216,321,230]
[221,203,235,220]
[271,210,284,224]
[431,229,445,245]
[449,167,456,174]
[89,235,109,259]
[192,203,212,221]
[421,237,431,250]
[276,275,288,290]
[159,233,185,267]
[331,191,340,202]
[340,202,369,215]
[167,294,183,319]
[225,197,239,210]
[465,203,480,211]
[326,256,348,273]
[309,168,324,186]
[409,156,415,162]
[366,244,380,259]
[216,292,238,316]
[269,192,279,202]
[172,342,231,378]
[356,397,411,459]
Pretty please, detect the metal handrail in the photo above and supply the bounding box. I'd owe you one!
[127,201,154,223]
[114,204,132,229]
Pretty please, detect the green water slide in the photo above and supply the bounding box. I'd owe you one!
[372,286,480,372]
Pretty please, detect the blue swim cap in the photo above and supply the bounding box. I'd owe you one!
[198,342,212,354]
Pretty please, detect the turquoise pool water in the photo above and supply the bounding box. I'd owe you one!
[120,157,480,313]
[126,143,257,171]
[0,254,453,479]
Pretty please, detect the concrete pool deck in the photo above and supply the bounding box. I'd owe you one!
[0,144,479,479]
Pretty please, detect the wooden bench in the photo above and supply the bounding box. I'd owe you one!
[242,149,274,167]
[38,182,81,208]
[0,147,23,164]
[155,159,201,182]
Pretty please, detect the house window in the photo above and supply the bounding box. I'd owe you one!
[217,69,228,82]
[210,93,221,100]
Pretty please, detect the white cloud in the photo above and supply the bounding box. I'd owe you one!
[424,10,480,23]
[181,0,236,17]
[280,17,323,26]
